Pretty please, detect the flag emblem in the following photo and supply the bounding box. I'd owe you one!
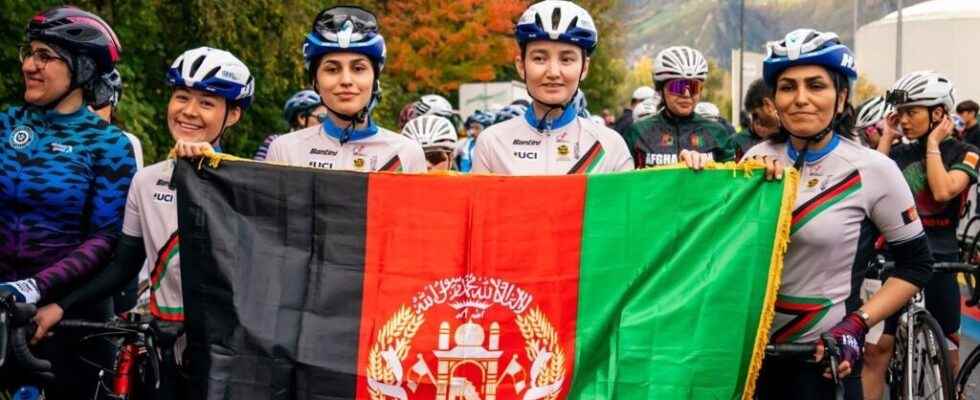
[366,274,566,399]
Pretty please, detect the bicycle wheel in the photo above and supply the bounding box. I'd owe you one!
[903,311,954,399]
[957,347,980,400]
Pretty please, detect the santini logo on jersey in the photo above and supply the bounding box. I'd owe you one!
[513,139,542,146]
[309,148,338,156]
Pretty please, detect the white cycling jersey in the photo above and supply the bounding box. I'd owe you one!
[265,118,426,173]
[122,160,182,321]
[472,106,633,175]
[744,136,925,343]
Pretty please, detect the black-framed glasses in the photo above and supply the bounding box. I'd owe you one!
[314,6,378,36]
[18,44,66,69]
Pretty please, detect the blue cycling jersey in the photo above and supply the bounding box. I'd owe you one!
[455,137,477,173]
[0,105,137,299]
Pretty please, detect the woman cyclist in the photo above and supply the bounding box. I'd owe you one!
[0,6,137,396]
[745,29,933,399]
[872,71,977,389]
[472,0,632,175]
[33,46,255,399]
[261,6,425,172]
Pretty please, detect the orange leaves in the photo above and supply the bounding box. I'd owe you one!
[380,0,529,93]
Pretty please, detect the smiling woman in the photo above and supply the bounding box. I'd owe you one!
[744,29,934,400]
[0,5,137,397]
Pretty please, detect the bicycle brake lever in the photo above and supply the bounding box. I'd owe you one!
[147,335,161,389]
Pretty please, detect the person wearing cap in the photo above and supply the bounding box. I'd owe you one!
[33,46,257,399]
[612,85,656,136]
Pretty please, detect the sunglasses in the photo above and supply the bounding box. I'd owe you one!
[665,79,703,97]
[315,6,378,36]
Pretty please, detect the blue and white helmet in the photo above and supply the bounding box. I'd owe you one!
[573,89,590,117]
[515,0,598,55]
[465,110,495,129]
[303,6,385,73]
[283,90,322,125]
[495,104,527,124]
[763,29,857,88]
[167,47,255,109]
[304,6,385,116]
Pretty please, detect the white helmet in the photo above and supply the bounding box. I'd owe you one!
[695,102,721,119]
[632,86,656,101]
[413,94,454,117]
[654,46,708,82]
[401,115,457,152]
[633,98,658,119]
[855,96,894,129]
[166,47,255,109]
[887,70,956,113]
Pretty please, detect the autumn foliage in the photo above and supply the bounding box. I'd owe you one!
[382,0,528,94]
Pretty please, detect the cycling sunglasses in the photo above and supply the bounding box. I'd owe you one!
[314,6,379,36]
[665,79,703,97]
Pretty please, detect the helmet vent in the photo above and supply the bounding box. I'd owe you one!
[551,7,561,31]
[201,66,221,81]
[189,55,206,77]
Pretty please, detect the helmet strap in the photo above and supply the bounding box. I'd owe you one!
[788,90,841,170]
[521,58,586,132]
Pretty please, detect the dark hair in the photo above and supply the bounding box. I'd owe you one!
[743,78,771,111]
[768,68,856,143]
[739,110,751,127]
[957,100,979,114]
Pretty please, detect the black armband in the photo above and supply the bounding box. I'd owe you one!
[888,234,934,288]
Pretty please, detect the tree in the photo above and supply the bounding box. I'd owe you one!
[852,74,882,105]
[1,0,630,163]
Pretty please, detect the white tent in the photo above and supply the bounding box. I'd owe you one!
[855,0,980,105]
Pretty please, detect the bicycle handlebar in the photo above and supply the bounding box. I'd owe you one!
[764,335,844,400]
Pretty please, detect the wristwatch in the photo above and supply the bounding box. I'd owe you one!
[854,309,872,328]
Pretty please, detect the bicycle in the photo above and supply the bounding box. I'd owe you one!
[868,259,963,400]
[0,293,166,400]
[945,261,980,400]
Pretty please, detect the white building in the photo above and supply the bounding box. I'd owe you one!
[856,0,980,104]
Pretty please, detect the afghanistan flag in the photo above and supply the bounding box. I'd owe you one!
[175,156,796,400]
